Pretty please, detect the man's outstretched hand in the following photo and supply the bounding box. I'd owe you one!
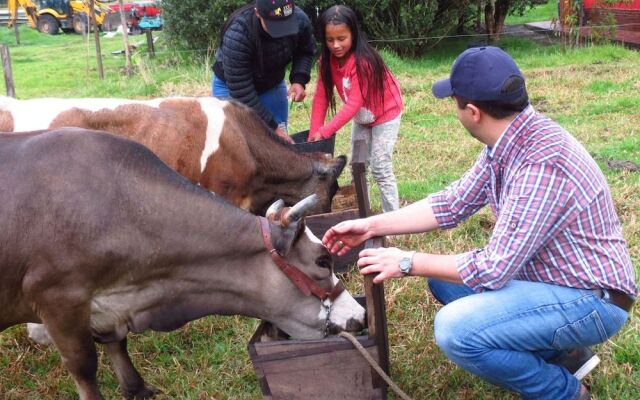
[322,219,372,256]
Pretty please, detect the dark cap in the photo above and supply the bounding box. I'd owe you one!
[432,46,525,102]
[256,0,298,38]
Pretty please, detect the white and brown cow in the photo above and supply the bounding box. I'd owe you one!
[0,96,346,215]
[0,128,364,399]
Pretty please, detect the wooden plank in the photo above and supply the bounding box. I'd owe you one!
[352,139,389,399]
[248,320,380,400]
[351,139,370,219]
[258,347,379,400]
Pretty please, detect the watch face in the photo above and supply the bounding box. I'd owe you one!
[400,258,410,274]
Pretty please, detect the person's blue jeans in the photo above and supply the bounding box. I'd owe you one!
[212,76,288,128]
[428,279,629,400]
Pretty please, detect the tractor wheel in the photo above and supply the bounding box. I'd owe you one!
[37,14,59,35]
[73,13,88,34]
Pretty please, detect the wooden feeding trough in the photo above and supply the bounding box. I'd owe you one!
[248,139,391,399]
[303,139,370,273]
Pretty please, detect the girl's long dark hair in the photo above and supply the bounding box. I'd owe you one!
[317,5,388,114]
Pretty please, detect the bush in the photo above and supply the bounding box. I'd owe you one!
[345,1,461,57]
[162,0,468,58]
[162,0,249,57]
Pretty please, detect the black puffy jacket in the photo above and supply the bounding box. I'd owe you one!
[213,7,315,129]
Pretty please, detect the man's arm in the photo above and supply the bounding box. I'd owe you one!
[358,247,463,284]
[324,153,491,254]
[323,198,441,255]
[289,11,315,89]
[366,197,441,237]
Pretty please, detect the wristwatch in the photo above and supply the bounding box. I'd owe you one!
[399,251,416,276]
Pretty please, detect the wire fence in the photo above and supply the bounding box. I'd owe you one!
[2,20,638,56]
[1,19,638,94]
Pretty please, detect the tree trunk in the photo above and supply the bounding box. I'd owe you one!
[485,0,511,41]
[484,0,496,37]
[476,0,483,32]
[492,0,511,40]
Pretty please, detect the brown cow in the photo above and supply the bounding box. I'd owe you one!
[0,96,346,215]
[0,128,365,399]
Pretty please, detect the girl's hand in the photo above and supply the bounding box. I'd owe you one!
[307,132,323,142]
[322,219,371,256]
[288,83,306,102]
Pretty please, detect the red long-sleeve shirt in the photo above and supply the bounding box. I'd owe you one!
[310,53,403,139]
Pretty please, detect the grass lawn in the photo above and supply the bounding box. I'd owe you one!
[505,0,558,24]
[0,23,639,400]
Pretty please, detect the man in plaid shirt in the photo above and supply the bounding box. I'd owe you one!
[322,47,636,400]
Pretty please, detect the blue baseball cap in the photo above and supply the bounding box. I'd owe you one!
[432,46,525,102]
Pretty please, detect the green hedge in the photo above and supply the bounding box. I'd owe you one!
[162,0,467,58]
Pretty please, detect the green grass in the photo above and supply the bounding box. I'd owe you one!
[1,24,639,400]
[505,0,558,25]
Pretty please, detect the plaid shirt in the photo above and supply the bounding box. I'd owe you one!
[428,105,637,297]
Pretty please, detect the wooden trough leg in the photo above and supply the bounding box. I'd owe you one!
[352,139,390,399]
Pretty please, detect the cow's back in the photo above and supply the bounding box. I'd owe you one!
[0,128,231,331]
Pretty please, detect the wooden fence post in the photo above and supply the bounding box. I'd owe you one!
[118,0,133,76]
[145,29,155,58]
[14,23,20,46]
[1,44,16,98]
[89,0,104,79]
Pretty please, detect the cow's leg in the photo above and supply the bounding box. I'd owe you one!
[41,312,102,400]
[103,338,159,399]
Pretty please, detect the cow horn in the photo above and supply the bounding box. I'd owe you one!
[282,194,318,227]
[266,199,285,219]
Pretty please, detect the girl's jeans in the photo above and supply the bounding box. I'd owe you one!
[428,279,629,400]
[212,76,288,129]
[350,115,400,212]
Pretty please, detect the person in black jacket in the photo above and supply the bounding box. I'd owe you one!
[212,0,315,142]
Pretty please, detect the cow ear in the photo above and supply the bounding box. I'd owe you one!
[271,219,305,256]
[271,194,316,255]
[314,155,347,179]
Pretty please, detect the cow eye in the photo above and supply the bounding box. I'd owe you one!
[316,255,332,270]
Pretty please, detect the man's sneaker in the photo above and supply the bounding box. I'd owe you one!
[578,384,591,400]
[554,347,601,380]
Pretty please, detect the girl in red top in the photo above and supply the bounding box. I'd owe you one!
[309,5,404,212]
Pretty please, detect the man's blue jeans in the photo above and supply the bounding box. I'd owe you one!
[428,279,629,400]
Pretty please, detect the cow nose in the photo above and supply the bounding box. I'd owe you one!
[346,317,365,333]
[327,317,365,335]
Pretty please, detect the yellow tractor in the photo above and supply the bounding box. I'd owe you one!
[8,0,112,35]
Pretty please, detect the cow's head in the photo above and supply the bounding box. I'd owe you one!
[262,194,365,339]
[305,155,347,214]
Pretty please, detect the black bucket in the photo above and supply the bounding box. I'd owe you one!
[290,130,335,156]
